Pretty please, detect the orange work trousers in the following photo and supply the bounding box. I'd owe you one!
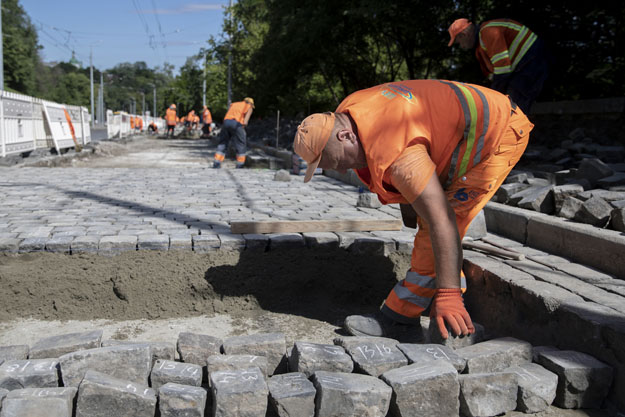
[382,105,533,323]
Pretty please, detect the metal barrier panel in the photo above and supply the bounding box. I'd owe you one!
[33,99,52,150]
[42,100,75,152]
[0,91,37,156]
[81,107,92,144]
[106,110,119,139]
[120,113,130,137]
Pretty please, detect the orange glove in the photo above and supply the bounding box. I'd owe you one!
[430,288,475,339]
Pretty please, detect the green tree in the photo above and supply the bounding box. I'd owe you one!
[2,0,39,94]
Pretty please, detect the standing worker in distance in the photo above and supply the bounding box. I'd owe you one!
[294,80,532,340]
[213,97,255,169]
[165,104,177,138]
[448,18,551,113]
[202,105,213,138]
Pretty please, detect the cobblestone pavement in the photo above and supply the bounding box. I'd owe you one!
[0,137,620,416]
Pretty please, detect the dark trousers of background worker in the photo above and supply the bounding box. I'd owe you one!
[167,125,175,138]
[492,39,552,114]
[213,119,247,168]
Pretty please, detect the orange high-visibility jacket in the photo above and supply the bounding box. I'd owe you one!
[193,115,200,123]
[165,108,177,126]
[336,80,512,204]
[475,19,538,77]
[224,101,253,125]
[203,109,212,124]
[187,111,195,121]
[130,116,135,129]
[180,116,186,123]
[136,118,143,129]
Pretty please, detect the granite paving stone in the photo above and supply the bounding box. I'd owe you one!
[536,349,613,409]
[158,383,207,417]
[267,372,316,417]
[150,360,202,390]
[380,361,459,417]
[337,337,407,376]
[207,354,269,379]
[29,330,103,359]
[222,333,286,375]
[100,340,175,365]
[177,332,222,366]
[459,372,518,417]
[0,346,29,362]
[3,388,77,415]
[137,234,169,250]
[0,359,60,390]
[98,235,137,254]
[289,342,353,377]
[397,343,467,373]
[45,236,73,253]
[456,337,533,373]
[210,367,268,417]
[75,370,156,417]
[70,235,100,253]
[58,344,152,387]
[505,362,558,413]
[312,371,392,417]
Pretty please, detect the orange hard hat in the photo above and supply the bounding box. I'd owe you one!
[448,18,471,47]
[244,97,255,108]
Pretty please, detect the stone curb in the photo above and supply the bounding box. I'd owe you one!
[484,202,625,278]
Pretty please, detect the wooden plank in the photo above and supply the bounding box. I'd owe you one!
[230,219,404,234]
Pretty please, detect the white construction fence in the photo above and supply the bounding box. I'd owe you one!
[106,110,166,139]
[0,90,92,157]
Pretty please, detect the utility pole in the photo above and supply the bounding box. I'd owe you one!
[202,64,207,108]
[141,92,145,117]
[0,1,4,91]
[153,85,157,118]
[227,0,233,108]
[90,48,94,127]
[99,73,104,125]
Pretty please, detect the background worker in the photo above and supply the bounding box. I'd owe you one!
[294,80,533,341]
[186,109,196,131]
[212,97,254,169]
[202,105,213,138]
[165,104,177,138]
[448,18,551,113]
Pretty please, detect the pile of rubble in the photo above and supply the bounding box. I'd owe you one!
[0,326,614,416]
[493,128,625,232]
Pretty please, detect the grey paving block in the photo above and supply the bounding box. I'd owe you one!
[506,362,558,413]
[267,372,315,417]
[70,235,100,253]
[313,371,392,417]
[100,340,175,365]
[0,346,28,362]
[576,196,612,227]
[289,342,353,377]
[58,344,152,387]
[169,234,193,250]
[515,185,554,213]
[459,372,518,417]
[242,234,269,251]
[350,236,396,256]
[0,359,59,390]
[456,337,532,373]
[380,361,459,417]
[356,193,381,208]
[177,332,222,366]
[553,184,585,212]
[0,238,21,253]
[397,343,466,372]
[210,367,268,417]
[575,158,614,186]
[217,233,246,251]
[268,233,305,250]
[0,396,71,417]
[4,387,77,415]
[426,320,486,348]
[0,387,7,404]
[192,234,220,252]
[158,383,207,417]
[45,236,74,253]
[18,237,47,252]
[302,232,339,249]
[536,350,613,409]
[611,207,625,232]
[222,333,286,375]
[137,234,169,250]
[495,183,532,204]
[98,235,137,254]
[29,330,103,359]
[75,370,156,417]
[338,337,407,376]
[150,360,202,390]
[207,354,269,379]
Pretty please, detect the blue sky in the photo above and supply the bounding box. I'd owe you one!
[20,1,230,72]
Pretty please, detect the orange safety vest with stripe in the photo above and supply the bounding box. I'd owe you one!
[203,109,212,124]
[476,19,538,77]
[165,108,177,126]
[335,80,511,204]
[224,101,252,125]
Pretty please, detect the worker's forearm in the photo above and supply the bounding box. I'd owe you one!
[412,201,462,289]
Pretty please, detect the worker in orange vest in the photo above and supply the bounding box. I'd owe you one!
[165,104,177,138]
[201,105,213,138]
[193,113,200,129]
[136,117,143,131]
[294,80,532,341]
[186,110,195,131]
[130,116,135,130]
[448,18,551,113]
[213,97,254,169]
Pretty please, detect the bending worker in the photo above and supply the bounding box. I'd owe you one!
[294,80,532,340]
[165,104,177,138]
[448,18,550,113]
[213,97,254,169]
